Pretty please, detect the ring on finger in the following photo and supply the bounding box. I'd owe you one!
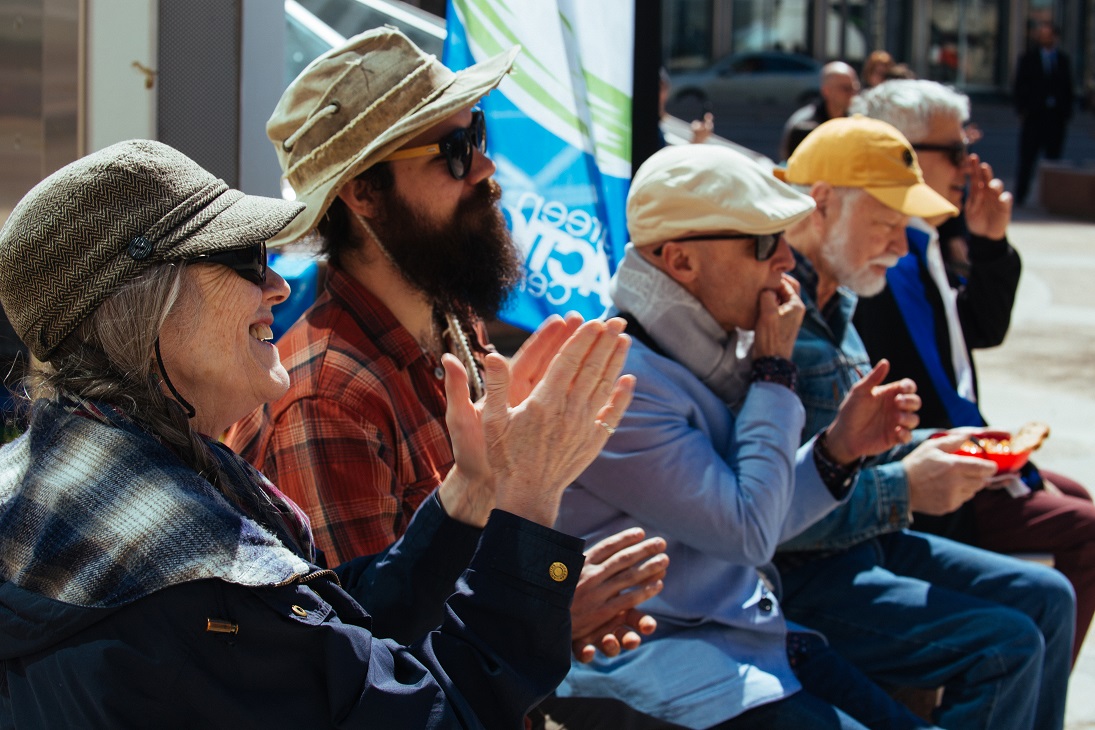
[595,418,617,436]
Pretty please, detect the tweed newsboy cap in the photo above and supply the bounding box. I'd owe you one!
[0,139,305,361]
[266,27,519,245]
[627,144,816,247]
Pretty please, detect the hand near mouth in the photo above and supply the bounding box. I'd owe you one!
[964,152,1012,240]
[753,274,805,360]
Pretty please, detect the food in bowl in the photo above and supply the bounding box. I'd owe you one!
[931,422,1050,474]
[956,431,1031,474]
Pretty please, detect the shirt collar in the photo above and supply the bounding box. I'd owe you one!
[791,247,856,339]
[324,266,431,370]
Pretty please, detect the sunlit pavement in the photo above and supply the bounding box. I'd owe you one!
[976,207,1095,729]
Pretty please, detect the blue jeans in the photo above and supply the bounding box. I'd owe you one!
[790,631,939,729]
[710,689,867,730]
[779,530,1075,730]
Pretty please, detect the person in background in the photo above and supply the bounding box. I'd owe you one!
[0,138,635,728]
[884,63,918,81]
[851,78,1095,666]
[1013,22,1074,206]
[659,66,716,146]
[775,116,1076,730]
[780,61,860,161]
[862,50,895,89]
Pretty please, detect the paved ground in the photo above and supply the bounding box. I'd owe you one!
[980,209,1095,730]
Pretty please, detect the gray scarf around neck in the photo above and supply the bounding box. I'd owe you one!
[610,244,754,409]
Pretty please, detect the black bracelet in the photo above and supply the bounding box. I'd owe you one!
[813,430,862,499]
[751,356,797,391]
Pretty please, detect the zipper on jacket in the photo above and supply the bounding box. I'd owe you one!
[273,568,340,588]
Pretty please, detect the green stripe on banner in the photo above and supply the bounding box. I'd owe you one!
[456,0,591,140]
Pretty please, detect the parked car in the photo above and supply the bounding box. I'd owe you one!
[669,50,822,111]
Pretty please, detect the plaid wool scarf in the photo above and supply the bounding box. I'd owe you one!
[0,398,313,608]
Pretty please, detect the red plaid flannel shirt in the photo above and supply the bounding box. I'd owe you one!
[226,268,461,564]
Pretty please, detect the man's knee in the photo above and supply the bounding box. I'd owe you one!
[976,608,1044,677]
[1021,562,1077,627]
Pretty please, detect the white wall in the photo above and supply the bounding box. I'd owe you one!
[85,0,158,152]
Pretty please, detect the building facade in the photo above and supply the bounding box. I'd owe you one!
[664,0,1093,98]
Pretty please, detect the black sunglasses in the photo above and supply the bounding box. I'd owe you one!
[189,241,267,285]
[912,141,969,168]
[382,109,487,180]
[652,232,783,261]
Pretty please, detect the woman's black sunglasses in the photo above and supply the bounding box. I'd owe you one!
[652,232,783,261]
[382,109,487,180]
[189,241,267,285]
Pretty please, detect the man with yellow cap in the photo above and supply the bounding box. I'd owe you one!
[774,116,1075,730]
[552,142,929,729]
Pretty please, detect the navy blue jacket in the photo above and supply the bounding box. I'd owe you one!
[0,505,582,729]
[0,403,583,729]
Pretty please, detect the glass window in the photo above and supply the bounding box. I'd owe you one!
[928,0,1000,87]
[732,0,810,55]
[664,0,714,71]
[826,0,869,63]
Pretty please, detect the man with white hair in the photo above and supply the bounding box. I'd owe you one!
[553,142,938,729]
[775,115,1076,730]
[851,78,1095,666]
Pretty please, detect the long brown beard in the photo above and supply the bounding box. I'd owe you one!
[366,179,522,323]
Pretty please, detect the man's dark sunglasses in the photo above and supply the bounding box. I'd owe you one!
[383,109,487,180]
[652,232,783,261]
[189,241,267,285]
[912,141,969,168]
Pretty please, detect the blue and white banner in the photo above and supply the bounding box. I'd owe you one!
[444,0,633,331]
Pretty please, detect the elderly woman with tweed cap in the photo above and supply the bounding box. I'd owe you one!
[0,139,634,728]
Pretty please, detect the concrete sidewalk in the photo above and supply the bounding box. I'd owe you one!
[976,208,1095,729]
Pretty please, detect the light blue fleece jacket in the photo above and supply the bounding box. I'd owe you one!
[553,252,855,727]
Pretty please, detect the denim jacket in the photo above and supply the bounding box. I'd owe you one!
[779,253,911,552]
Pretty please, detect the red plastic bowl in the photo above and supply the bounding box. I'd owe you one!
[952,430,1031,473]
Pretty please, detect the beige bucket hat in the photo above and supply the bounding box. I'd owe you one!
[267,27,520,245]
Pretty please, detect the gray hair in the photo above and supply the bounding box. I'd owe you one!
[849,79,969,143]
[26,264,227,489]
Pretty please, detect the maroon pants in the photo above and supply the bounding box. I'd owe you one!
[972,471,1095,665]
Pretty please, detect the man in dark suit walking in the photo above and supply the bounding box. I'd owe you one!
[1013,22,1074,205]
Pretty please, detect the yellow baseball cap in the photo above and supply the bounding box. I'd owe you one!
[774,116,958,219]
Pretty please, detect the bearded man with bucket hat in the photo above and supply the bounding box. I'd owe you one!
[0,139,636,727]
[772,116,1076,730]
[226,27,670,683]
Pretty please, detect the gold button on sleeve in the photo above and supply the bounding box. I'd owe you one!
[291,605,308,617]
[549,561,569,582]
